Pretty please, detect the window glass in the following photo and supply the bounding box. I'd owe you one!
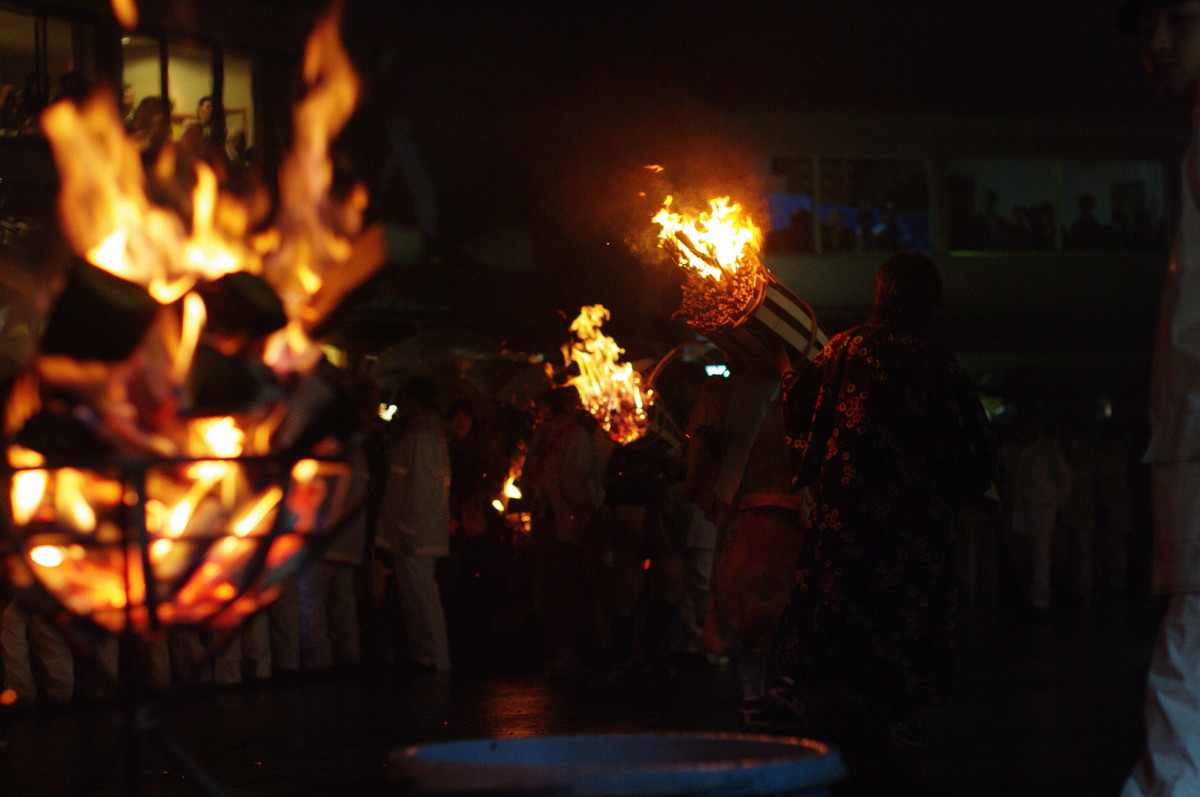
[121,34,163,137]
[223,50,253,151]
[819,158,930,253]
[1060,160,1166,251]
[948,159,1058,251]
[122,38,252,156]
[765,156,814,252]
[165,40,213,141]
[0,8,93,135]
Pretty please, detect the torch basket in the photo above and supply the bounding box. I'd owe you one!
[703,271,828,374]
[1,451,361,640]
[0,449,365,796]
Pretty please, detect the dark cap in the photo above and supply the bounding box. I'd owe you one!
[1114,0,1178,36]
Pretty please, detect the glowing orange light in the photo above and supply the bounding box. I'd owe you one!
[111,0,137,30]
[562,305,653,444]
[3,5,364,637]
[652,195,766,333]
[11,469,48,525]
[30,545,65,568]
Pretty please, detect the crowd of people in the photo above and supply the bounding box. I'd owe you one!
[0,6,1174,785]
[953,188,1162,253]
[0,250,1144,765]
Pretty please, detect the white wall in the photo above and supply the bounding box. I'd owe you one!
[123,42,253,144]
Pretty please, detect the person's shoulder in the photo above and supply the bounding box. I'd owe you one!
[827,325,868,350]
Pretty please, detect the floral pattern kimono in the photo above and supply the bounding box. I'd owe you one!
[773,322,996,716]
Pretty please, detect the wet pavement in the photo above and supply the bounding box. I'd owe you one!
[0,593,1165,797]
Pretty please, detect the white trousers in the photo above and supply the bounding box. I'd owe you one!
[0,601,72,704]
[298,560,361,669]
[1123,593,1200,796]
[394,554,450,671]
[269,582,301,672]
[211,610,272,684]
[1011,499,1057,609]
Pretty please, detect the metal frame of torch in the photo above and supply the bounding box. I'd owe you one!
[707,271,829,372]
[660,225,828,373]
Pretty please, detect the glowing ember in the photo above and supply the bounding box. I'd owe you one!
[561,305,653,445]
[652,195,766,333]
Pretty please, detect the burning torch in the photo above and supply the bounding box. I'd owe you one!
[653,195,828,373]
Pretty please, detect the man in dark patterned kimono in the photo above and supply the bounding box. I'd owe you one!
[773,251,997,747]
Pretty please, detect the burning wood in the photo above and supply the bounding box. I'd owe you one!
[653,195,828,370]
[0,7,374,636]
[560,305,654,445]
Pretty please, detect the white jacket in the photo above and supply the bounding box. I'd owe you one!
[375,413,451,558]
[1146,129,1200,593]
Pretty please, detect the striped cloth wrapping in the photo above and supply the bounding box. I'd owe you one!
[707,272,828,373]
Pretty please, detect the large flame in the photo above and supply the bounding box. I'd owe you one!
[652,195,766,333]
[5,5,364,635]
[263,7,362,373]
[562,305,653,445]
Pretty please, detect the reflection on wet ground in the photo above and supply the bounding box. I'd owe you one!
[0,594,1163,796]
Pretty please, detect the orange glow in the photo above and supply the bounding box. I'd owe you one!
[264,6,360,366]
[652,196,766,333]
[7,446,44,469]
[110,0,137,30]
[11,469,48,525]
[653,196,761,283]
[197,418,244,458]
[148,538,173,563]
[562,305,653,445]
[493,450,525,514]
[4,8,366,637]
[55,468,97,533]
[171,292,207,385]
[265,533,303,570]
[233,487,283,537]
[291,458,319,482]
[30,545,64,568]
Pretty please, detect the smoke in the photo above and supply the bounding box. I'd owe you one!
[516,76,768,270]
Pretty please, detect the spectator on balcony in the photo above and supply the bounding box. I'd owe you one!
[1067,194,1105,250]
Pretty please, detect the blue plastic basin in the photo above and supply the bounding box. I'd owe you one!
[390,731,845,795]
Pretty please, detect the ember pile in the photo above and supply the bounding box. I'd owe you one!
[0,9,370,636]
[561,304,653,445]
[653,195,766,334]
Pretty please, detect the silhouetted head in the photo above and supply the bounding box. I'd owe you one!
[197,95,213,125]
[869,251,944,333]
[447,398,476,439]
[398,376,439,417]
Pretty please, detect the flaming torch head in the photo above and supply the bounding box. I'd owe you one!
[562,305,653,445]
[652,196,766,333]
